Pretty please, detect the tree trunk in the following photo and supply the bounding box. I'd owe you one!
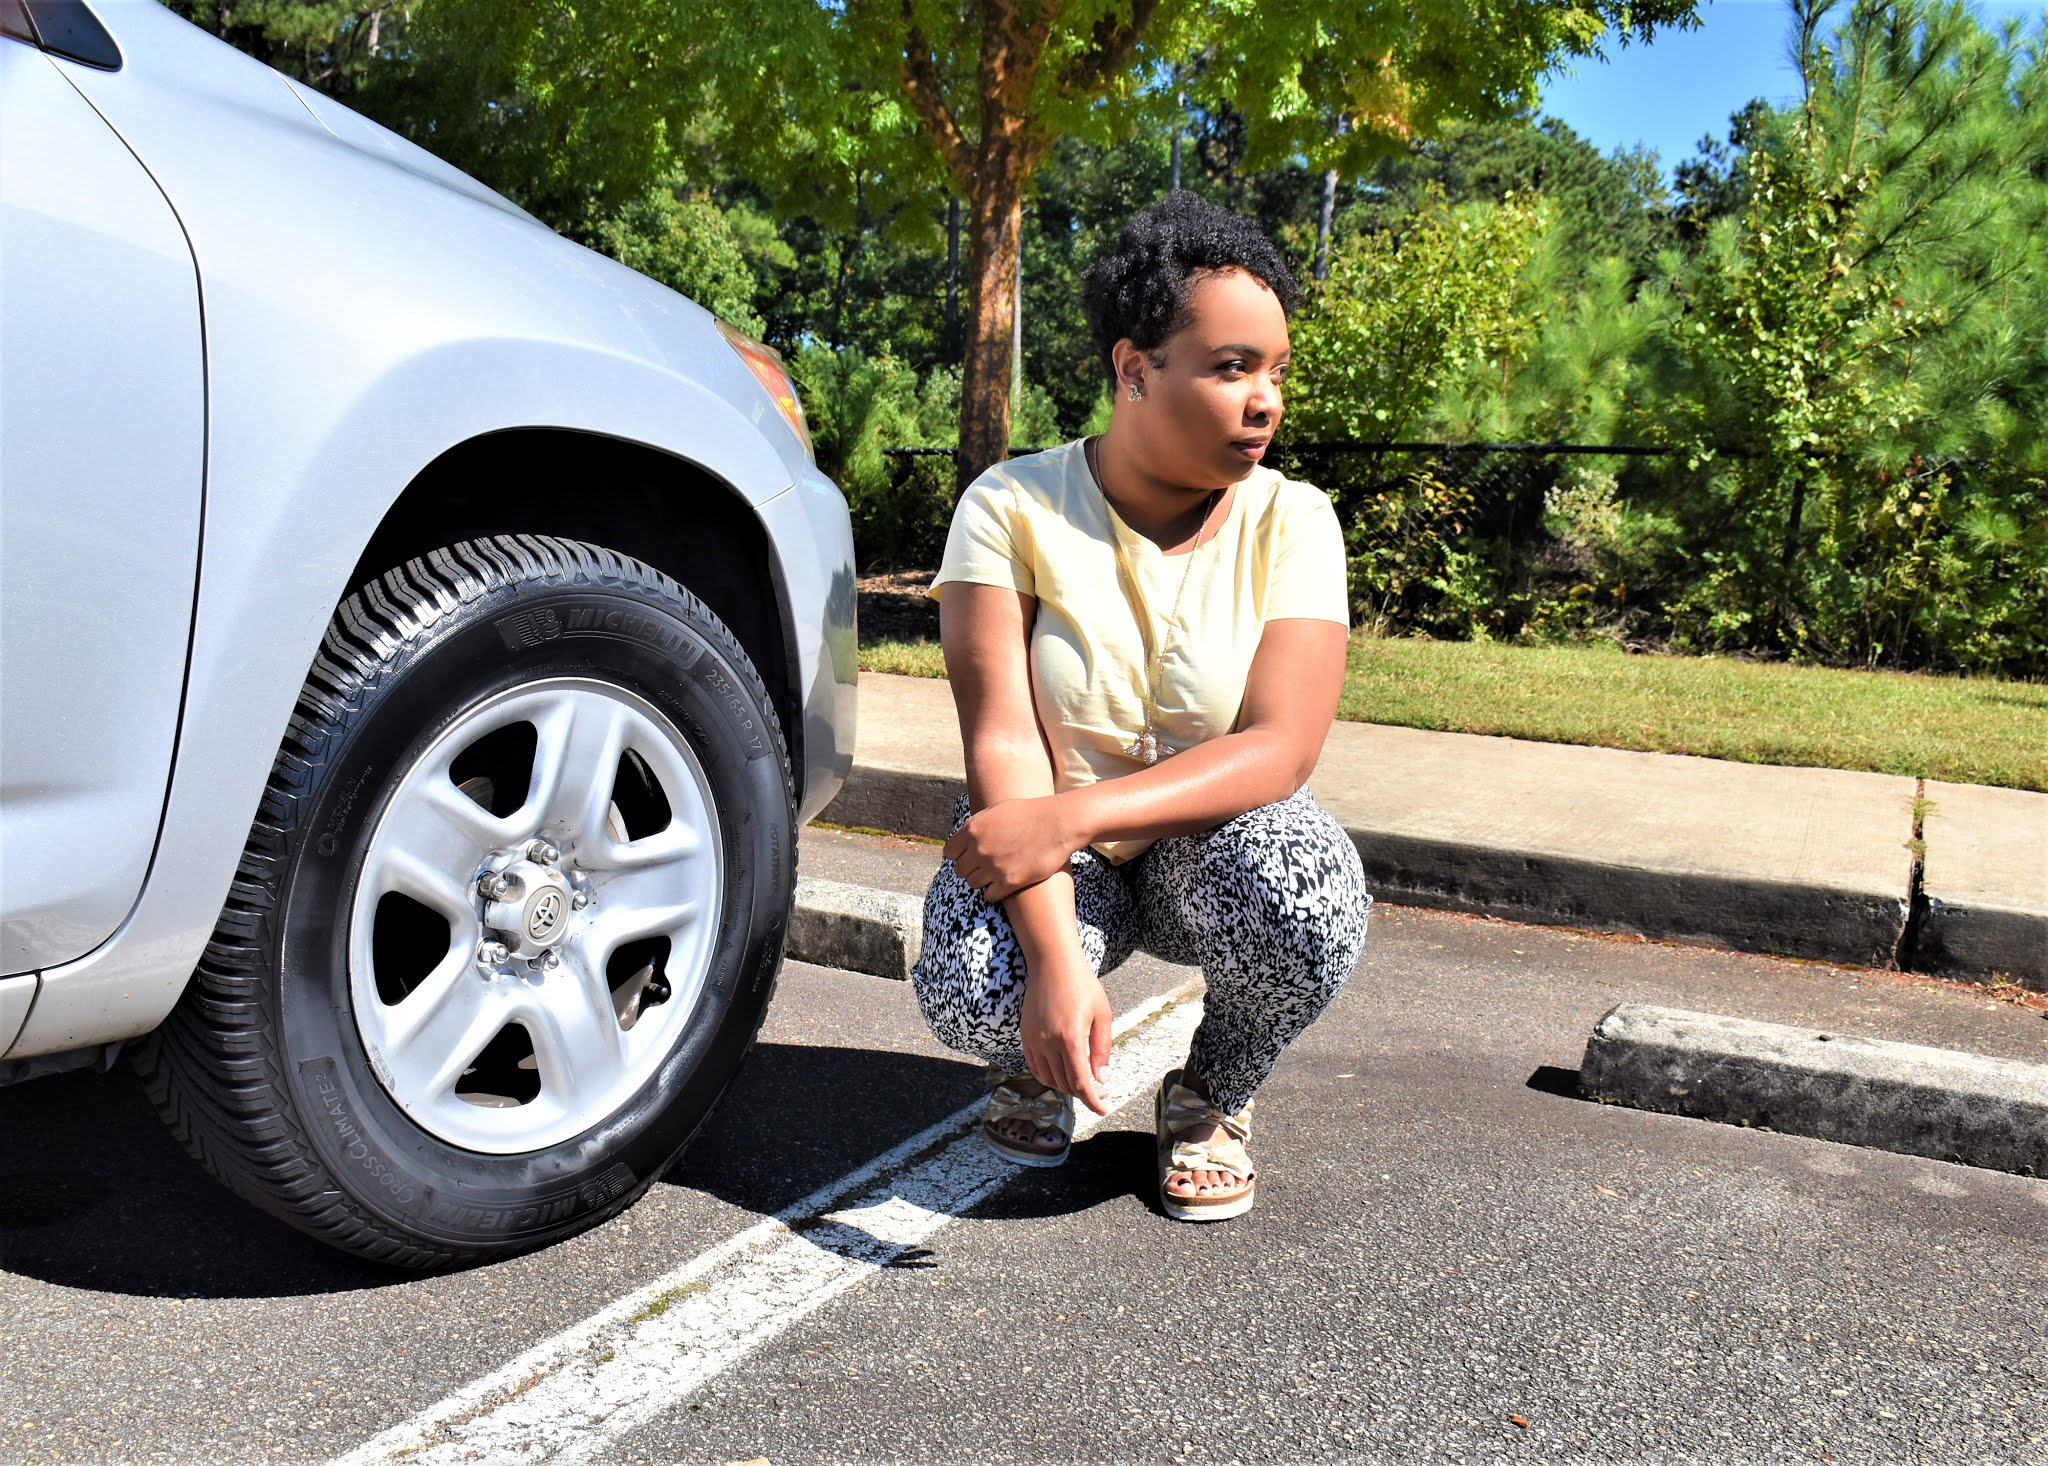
[893,0,1153,488]
[1316,116,1348,281]
[957,163,1026,490]
[1316,166,1337,279]
[828,169,866,351]
[945,196,961,346]
[1170,70,1184,191]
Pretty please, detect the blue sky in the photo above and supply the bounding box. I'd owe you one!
[1537,0,2042,178]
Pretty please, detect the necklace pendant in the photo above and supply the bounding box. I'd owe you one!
[1127,730,1160,765]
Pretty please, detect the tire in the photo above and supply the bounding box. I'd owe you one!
[132,535,794,1267]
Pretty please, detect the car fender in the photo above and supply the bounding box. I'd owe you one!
[10,6,825,1056]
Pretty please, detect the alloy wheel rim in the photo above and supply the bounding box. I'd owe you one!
[346,677,724,1154]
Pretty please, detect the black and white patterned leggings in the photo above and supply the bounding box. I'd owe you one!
[910,786,1373,1115]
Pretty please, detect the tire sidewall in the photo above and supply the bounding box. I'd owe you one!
[275,573,791,1256]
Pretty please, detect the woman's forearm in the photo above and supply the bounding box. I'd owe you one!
[1061,726,1311,850]
[964,729,1056,810]
[1060,618,1347,850]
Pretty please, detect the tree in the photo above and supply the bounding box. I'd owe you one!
[675,0,1704,486]
[835,0,1712,487]
[594,174,787,335]
[1671,100,1773,240]
[1290,188,1549,445]
[1350,115,1675,276]
[1659,0,2048,670]
[236,0,1700,485]
[169,0,401,97]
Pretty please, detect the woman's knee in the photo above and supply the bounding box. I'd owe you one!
[1158,793,1372,962]
[912,927,1024,1052]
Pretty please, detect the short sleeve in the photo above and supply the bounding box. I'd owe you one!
[1263,487,1349,625]
[930,474,1034,601]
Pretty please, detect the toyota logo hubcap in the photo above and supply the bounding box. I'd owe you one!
[526,891,563,943]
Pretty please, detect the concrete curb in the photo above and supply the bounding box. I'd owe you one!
[786,876,922,982]
[818,764,1916,971]
[818,674,2045,986]
[1579,1002,2048,1176]
[1915,899,2048,990]
[1916,780,2048,986]
[817,765,961,854]
[1352,829,1907,969]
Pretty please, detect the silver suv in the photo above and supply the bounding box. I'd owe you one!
[0,0,857,1266]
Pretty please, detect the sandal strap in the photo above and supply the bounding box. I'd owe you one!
[1162,1081,1253,1143]
[984,1071,1074,1135]
[1166,1134,1254,1182]
[1159,1077,1255,1182]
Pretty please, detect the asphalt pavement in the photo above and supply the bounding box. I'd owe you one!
[3,825,2044,1465]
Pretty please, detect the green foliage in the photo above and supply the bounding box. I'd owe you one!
[789,345,948,572]
[182,0,2043,676]
[1524,464,1684,641]
[1350,116,1674,275]
[1289,189,1549,443]
[167,0,400,96]
[1672,100,1773,240]
[1669,147,1928,658]
[593,177,783,334]
[1655,0,2048,673]
[354,0,699,230]
[787,345,1060,569]
[1278,0,2047,675]
[1286,191,1547,633]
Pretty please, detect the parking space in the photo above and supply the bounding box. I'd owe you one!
[3,834,2044,1464]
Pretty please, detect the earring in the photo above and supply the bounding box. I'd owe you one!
[1126,382,1143,402]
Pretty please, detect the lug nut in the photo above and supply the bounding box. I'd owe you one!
[528,840,560,864]
[482,872,515,900]
[571,890,590,910]
[475,940,510,968]
[539,950,561,972]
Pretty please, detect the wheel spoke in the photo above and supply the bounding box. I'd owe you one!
[588,863,704,945]
[391,968,510,1100]
[369,843,476,927]
[598,820,706,872]
[523,694,629,850]
[370,777,504,911]
[524,960,625,1096]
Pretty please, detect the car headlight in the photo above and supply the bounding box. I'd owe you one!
[715,320,812,461]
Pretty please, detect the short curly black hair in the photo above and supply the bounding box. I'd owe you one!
[1080,190,1302,389]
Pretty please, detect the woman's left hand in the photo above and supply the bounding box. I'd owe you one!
[943,795,1082,903]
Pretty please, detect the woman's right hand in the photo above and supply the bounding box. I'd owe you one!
[1020,957,1113,1116]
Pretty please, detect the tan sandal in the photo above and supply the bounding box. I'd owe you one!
[981,1068,1074,1167]
[1156,1068,1256,1221]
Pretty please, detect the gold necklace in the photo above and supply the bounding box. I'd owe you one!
[1084,435,1223,766]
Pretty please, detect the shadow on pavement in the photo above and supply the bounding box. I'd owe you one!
[668,1040,989,1217]
[4,1038,1132,1297]
[674,1042,1166,1224]
[969,1129,1159,1218]
[0,1066,394,1299]
[1524,1064,1588,1099]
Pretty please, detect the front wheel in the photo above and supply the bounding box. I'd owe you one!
[134,535,794,1267]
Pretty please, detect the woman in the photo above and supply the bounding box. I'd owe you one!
[910,191,1372,1221]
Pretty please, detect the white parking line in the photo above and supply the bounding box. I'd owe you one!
[331,982,1204,1466]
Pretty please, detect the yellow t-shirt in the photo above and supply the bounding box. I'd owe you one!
[931,437,1349,862]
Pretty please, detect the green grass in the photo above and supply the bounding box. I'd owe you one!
[857,635,2047,791]
[862,638,949,680]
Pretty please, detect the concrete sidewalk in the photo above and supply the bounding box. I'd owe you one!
[819,672,2047,988]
